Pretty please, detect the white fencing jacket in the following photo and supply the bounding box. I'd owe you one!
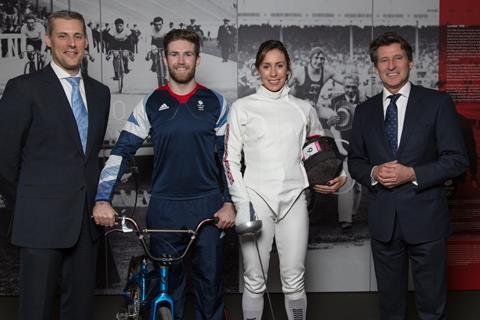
[224,85,324,224]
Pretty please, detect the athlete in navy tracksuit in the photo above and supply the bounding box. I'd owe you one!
[93,29,235,320]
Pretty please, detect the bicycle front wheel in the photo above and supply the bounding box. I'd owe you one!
[118,74,124,93]
[36,55,44,71]
[156,306,172,320]
[24,61,35,74]
[156,56,166,87]
[114,56,124,93]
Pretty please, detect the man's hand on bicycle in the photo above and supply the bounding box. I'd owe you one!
[213,202,236,229]
[93,200,117,227]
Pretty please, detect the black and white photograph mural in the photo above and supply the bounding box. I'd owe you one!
[0,0,443,296]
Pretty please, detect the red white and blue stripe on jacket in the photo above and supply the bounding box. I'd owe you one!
[95,83,231,202]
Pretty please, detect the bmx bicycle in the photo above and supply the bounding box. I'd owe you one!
[107,215,219,320]
[106,49,134,93]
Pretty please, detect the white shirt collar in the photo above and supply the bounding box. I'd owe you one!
[50,60,82,80]
[346,94,357,103]
[382,81,411,102]
[257,84,290,100]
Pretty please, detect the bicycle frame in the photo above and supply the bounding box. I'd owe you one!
[107,50,133,93]
[153,265,174,318]
[23,50,43,74]
[109,216,217,320]
[149,48,167,87]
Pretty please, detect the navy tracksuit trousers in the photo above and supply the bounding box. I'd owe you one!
[147,193,225,320]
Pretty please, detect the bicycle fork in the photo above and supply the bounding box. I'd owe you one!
[139,259,148,303]
[150,265,174,319]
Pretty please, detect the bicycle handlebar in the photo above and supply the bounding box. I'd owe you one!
[106,215,219,264]
[107,49,135,55]
[20,50,43,58]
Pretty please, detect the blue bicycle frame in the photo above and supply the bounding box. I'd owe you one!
[110,216,217,320]
[150,266,174,319]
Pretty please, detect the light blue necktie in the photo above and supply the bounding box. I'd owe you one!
[385,94,401,157]
[66,77,88,153]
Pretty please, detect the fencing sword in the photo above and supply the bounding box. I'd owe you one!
[236,203,276,320]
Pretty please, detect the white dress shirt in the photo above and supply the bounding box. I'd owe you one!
[382,81,411,148]
[371,81,416,185]
[50,60,88,111]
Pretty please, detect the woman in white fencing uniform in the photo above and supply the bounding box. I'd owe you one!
[224,40,346,320]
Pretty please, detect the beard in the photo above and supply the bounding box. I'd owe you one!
[167,64,196,84]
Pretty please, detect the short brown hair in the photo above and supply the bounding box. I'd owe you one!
[254,40,291,73]
[47,10,86,36]
[163,29,200,57]
[369,32,413,66]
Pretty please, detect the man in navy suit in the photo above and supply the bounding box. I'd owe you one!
[0,10,110,320]
[348,32,467,319]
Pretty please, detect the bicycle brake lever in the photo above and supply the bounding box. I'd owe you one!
[121,216,134,233]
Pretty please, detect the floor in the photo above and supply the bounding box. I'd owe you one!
[1,291,480,319]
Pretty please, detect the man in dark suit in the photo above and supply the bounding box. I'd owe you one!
[329,73,361,147]
[217,18,234,62]
[326,74,362,231]
[0,10,110,320]
[348,32,467,319]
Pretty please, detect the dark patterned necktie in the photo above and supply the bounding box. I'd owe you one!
[385,94,401,156]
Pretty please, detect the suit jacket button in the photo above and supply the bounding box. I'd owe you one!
[80,186,85,191]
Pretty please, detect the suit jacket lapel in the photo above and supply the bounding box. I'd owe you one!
[397,84,422,156]
[42,65,85,156]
